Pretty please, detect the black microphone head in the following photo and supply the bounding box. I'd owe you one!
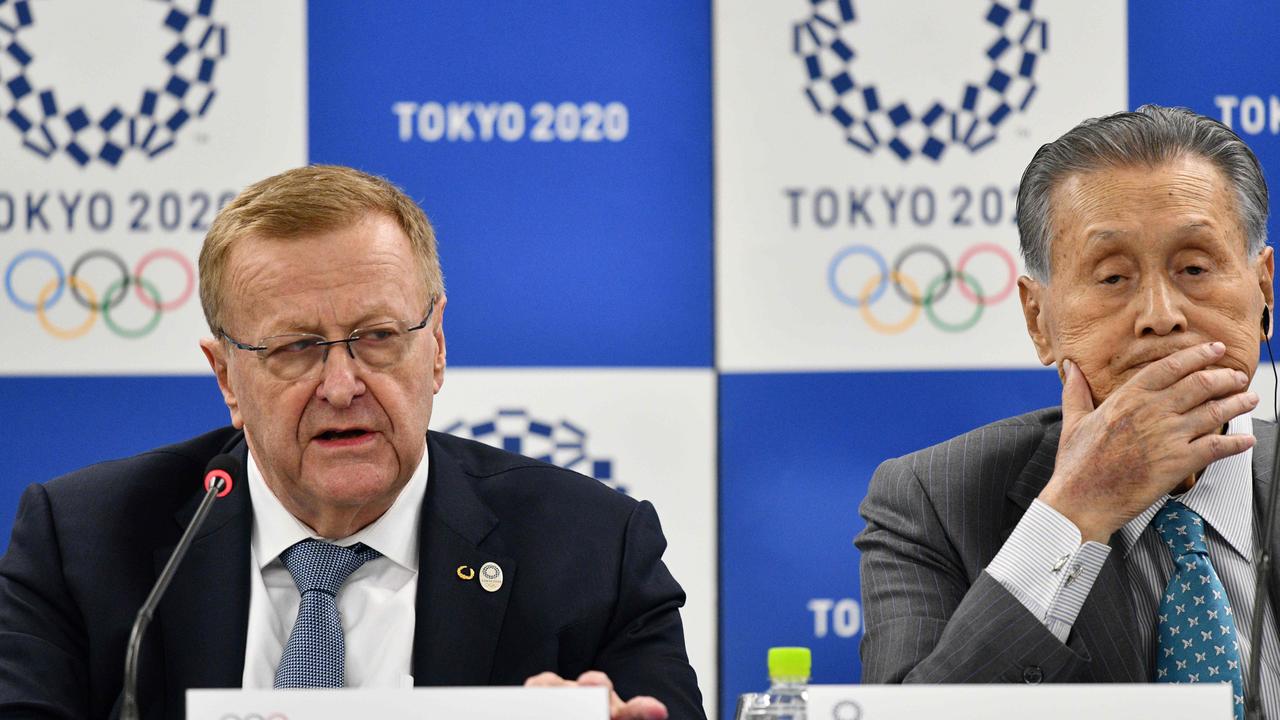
[203,453,242,498]
[1264,305,1271,335]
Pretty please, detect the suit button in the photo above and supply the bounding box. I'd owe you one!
[1022,666,1043,684]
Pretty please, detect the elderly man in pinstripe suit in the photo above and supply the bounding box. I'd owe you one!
[857,105,1279,715]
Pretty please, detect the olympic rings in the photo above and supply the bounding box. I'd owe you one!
[957,242,1017,305]
[70,249,130,311]
[103,276,163,338]
[5,249,63,311]
[4,248,196,339]
[859,271,921,335]
[36,276,97,340]
[828,245,888,308]
[828,242,1017,333]
[892,244,951,306]
[925,271,985,333]
[135,248,195,311]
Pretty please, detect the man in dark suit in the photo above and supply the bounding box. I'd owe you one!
[857,105,1279,716]
[0,165,704,720]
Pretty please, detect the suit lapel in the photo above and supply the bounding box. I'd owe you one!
[1251,418,1280,631]
[153,438,253,716]
[412,434,516,685]
[1004,414,1145,681]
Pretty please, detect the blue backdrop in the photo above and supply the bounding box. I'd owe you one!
[3,4,1280,719]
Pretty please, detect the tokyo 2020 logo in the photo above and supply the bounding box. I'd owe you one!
[0,0,227,166]
[794,0,1048,161]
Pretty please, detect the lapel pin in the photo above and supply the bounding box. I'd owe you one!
[479,561,503,592]
[456,564,475,581]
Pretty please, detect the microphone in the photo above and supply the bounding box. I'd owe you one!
[1247,307,1277,720]
[121,453,243,720]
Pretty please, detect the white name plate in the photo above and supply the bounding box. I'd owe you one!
[807,683,1232,720]
[188,686,609,720]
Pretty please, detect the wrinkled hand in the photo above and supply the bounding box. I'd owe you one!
[1040,342,1257,543]
[524,670,668,720]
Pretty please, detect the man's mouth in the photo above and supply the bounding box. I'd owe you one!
[1121,344,1202,373]
[315,428,374,443]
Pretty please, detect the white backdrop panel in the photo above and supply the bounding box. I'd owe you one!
[0,0,305,374]
[716,0,1127,372]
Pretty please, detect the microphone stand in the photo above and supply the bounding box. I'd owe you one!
[121,475,226,720]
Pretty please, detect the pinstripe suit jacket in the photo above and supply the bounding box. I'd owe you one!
[855,406,1280,684]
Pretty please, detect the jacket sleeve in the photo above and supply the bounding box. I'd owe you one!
[593,500,706,720]
[0,483,91,719]
[855,455,1092,683]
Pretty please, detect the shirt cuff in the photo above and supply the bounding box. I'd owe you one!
[986,499,1112,642]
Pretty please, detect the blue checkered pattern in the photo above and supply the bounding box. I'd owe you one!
[273,539,381,689]
[1154,501,1245,719]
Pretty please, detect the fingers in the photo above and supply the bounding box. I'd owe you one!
[577,671,625,717]
[1180,390,1260,435]
[577,671,615,691]
[612,696,669,720]
[577,672,669,720]
[1059,358,1095,430]
[1133,342,1225,391]
[524,671,570,687]
[528,670,667,720]
[1188,429,1256,469]
[1167,366,1252,413]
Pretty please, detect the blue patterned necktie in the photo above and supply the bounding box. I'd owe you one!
[273,539,381,688]
[1154,501,1245,719]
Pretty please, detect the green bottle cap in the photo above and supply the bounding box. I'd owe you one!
[767,647,811,679]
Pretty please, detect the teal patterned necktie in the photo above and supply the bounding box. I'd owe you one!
[1153,501,1245,719]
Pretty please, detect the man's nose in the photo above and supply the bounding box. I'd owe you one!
[314,342,366,407]
[1135,275,1187,336]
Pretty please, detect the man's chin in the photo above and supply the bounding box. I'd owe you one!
[302,458,407,501]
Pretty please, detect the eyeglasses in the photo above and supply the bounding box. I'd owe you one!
[219,302,436,381]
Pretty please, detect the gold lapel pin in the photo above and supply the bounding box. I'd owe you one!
[456,564,475,581]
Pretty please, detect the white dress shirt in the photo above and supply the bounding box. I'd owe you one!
[240,449,429,688]
[988,413,1280,715]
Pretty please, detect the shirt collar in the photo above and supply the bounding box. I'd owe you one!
[246,444,429,572]
[1117,413,1254,560]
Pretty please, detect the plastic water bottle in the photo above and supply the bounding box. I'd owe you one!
[738,647,811,720]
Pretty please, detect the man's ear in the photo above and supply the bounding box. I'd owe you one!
[1018,275,1056,366]
[1258,246,1275,339]
[199,337,244,428]
[431,295,447,395]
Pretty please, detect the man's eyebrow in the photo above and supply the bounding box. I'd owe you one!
[265,311,401,337]
[1082,227,1129,248]
[1174,220,1217,234]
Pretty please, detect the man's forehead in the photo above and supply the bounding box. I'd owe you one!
[1048,159,1244,246]
[221,220,427,331]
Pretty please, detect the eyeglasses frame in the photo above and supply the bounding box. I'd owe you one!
[218,299,438,372]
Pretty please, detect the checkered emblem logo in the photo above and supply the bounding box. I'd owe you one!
[0,0,227,166]
[442,408,623,494]
[793,0,1048,161]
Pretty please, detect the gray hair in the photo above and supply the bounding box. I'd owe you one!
[1016,104,1269,281]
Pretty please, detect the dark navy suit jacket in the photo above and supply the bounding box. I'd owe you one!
[0,428,704,719]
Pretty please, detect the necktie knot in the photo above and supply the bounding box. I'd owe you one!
[1155,500,1210,561]
[278,539,380,596]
